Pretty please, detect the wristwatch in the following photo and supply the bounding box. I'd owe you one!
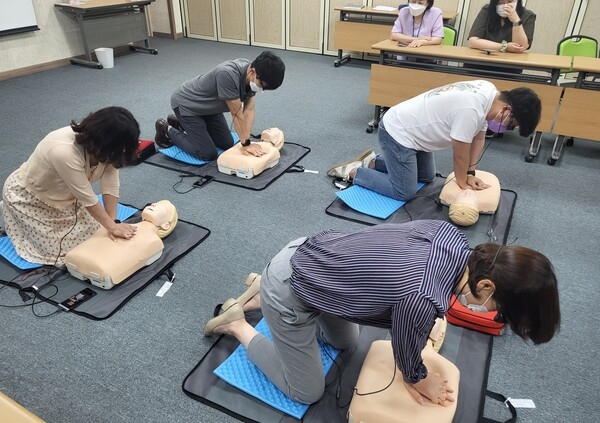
[500,40,508,53]
[513,20,523,27]
[241,138,252,147]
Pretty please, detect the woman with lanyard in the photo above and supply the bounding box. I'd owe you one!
[390,0,444,56]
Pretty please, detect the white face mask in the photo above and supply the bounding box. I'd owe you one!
[496,1,517,18]
[458,290,494,313]
[250,80,263,93]
[409,3,426,17]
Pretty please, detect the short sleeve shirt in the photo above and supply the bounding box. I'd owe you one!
[170,58,256,116]
[382,80,497,151]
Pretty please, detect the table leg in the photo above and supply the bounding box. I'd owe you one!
[367,106,381,133]
[334,49,351,67]
[524,131,543,162]
[548,135,565,165]
[70,13,103,69]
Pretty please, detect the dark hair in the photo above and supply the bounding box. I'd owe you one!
[467,244,560,344]
[499,88,541,137]
[251,51,285,91]
[487,0,524,33]
[71,106,140,168]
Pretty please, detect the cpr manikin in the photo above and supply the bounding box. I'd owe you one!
[439,170,501,226]
[348,318,460,423]
[217,128,284,179]
[64,200,178,290]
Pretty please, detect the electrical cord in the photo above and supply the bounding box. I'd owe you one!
[320,337,398,410]
[0,200,79,316]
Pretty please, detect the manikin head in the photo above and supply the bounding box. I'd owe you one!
[261,127,285,150]
[142,200,178,238]
[449,189,480,226]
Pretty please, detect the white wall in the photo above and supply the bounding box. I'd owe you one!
[1,0,598,77]
[0,0,81,74]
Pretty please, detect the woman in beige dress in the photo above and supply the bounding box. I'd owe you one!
[1,106,140,265]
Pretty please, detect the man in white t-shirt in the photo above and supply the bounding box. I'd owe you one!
[330,80,541,201]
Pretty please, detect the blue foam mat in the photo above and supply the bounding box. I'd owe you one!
[158,132,240,165]
[0,200,138,270]
[336,183,425,219]
[213,318,339,419]
[0,237,42,270]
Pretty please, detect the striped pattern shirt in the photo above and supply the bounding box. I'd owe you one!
[290,220,471,383]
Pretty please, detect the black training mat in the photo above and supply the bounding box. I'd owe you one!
[326,176,517,245]
[144,143,311,191]
[1,212,209,320]
[196,143,310,190]
[183,309,492,423]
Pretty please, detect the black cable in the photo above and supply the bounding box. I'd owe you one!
[469,136,497,168]
[321,336,399,410]
[0,200,78,315]
[30,283,63,318]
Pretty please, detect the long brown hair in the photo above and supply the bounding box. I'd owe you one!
[467,243,560,344]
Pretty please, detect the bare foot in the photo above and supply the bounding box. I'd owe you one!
[242,293,261,312]
[348,168,358,181]
[212,318,246,336]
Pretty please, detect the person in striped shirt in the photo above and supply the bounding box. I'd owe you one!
[204,219,560,406]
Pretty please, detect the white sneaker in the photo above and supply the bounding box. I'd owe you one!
[327,149,376,178]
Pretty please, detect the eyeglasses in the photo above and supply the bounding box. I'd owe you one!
[256,74,268,90]
[494,305,506,323]
[507,114,519,130]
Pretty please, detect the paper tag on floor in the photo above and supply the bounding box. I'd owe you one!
[507,398,536,409]
[156,281,173,297]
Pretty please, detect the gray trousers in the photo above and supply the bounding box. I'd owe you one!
[167,107,234,161]
[247,238,360,404]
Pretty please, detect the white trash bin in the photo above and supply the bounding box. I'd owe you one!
[94,47,114,69]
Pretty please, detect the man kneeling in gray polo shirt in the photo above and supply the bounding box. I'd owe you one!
[155,51,285,160]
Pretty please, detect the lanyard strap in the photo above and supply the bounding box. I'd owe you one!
[412,18,422,38]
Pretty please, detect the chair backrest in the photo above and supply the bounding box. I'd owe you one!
[557,35,598,58]
[442,25,457,46]
[556,35,598,74]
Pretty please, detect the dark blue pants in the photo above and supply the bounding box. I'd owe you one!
[167,107,235,161]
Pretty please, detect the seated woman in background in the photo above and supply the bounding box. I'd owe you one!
[0,107,140,265]
[391,0,444,51]
[468,0,536,54]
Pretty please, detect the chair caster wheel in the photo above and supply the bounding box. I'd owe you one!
[334,62,340,67]
[565,137,574,146]
[366,126,373,133]
[547,158,557,165]
[524,154,534,163]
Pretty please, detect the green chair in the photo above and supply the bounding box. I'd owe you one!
[556,35,598,76]
[442,25,458,46]
[556,35,598,146]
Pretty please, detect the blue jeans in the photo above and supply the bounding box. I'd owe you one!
[353,120,436,201]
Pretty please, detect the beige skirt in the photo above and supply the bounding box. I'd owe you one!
[1,170,99,265]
